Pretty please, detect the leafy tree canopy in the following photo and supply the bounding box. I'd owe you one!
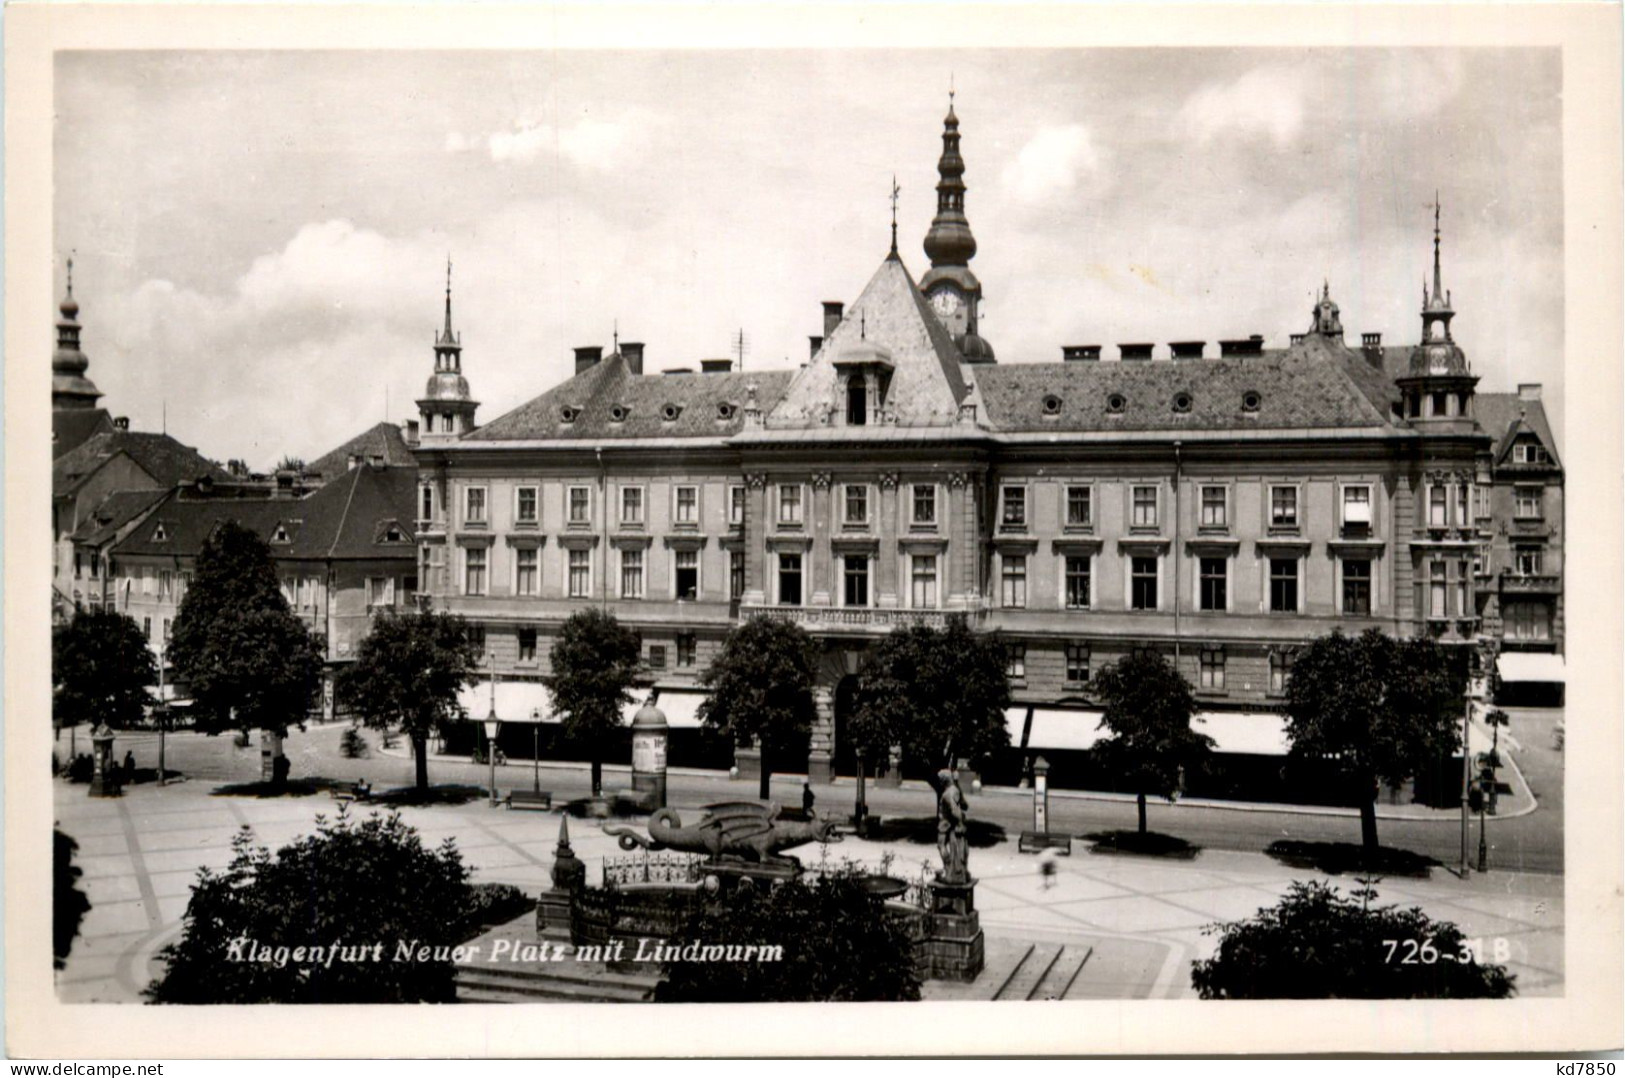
[338,610,481,788]
[653,870,921,1002]
[53,608,156,731]
[1191,880,1514,999]
[698,615,819,753]
[545,608,643,741]
[146,812,472,1003]
[1090,650,1213,802]
[166,520,323,737]
[849,618,1010,771]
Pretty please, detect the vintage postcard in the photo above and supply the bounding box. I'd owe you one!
[6,2,1621,1059]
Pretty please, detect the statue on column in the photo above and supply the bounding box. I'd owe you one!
[935,769,969,883]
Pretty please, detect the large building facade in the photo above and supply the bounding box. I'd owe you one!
[414,99,1563,787]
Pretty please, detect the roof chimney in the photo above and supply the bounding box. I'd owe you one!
[1062,345,1101,362]
[808,336,824,361]
[1289,333,1306,345]
[1518,383,1542,401]
[114,416,130,431]
[274,469,297,499]
[822,302,844,338]
[620,342,645,375]
[346,454,360,471]
[404,419,419,446]
[662,368,694,376]
[1218,337,1265,357]
[700,358,732,374]
[1118,343,1154,361]
[1170,341,1206,360]
[574,346,603,376]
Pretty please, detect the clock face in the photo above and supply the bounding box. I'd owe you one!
[930,288,964,319]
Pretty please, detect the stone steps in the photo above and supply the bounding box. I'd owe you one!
[990,941,1093,1001]
[454,960,658,1003]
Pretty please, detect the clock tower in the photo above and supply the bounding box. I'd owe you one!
[921,91,995,363]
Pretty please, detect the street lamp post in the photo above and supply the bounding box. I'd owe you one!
[484,712,502,808]
[853,748,869,836]
[156,642,167,786]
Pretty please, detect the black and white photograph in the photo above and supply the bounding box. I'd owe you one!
[7,2,1621,1061]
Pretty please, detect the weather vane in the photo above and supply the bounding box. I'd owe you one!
[889,175,901,255]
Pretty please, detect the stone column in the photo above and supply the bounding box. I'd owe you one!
[810,473,833,606]
[877,473,899,607]
[807,683,835,784]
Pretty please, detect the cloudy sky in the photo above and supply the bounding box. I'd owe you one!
[55,48,1563,468]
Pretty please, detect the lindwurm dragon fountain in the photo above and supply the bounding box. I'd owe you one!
[603,801,842,867]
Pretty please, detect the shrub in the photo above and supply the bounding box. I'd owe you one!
[340,727,368,760]
[1191,880,1515,999]
[458,883,535,940]
[146,812,472,1003]
[55,830,92,970]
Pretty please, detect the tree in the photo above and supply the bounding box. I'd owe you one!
[55,830,92,971]
[52,608,157,734]
[849,617,1011,776]
[1090,650,1213,834]
[545,608,642,798]
[699,615,818,799]
[337,610,481,791]
[653,870,920,1002]
[1191,879,1514,998]
[166,521,323,783]
[1284,629,1463,855]
[146,812,472,1003]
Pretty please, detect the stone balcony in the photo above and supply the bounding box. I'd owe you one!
[1500,572,1561,596]
[739,602,987,634]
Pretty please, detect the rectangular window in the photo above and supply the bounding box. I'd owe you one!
[517,628,537,664]
[1429,484,1448,526]
[1342,559,1372,615]
[1131,555,1158,610]
[567,548,590,599]
[143,617,152,640]
[912,484,936,526]
[620,548,644,599]
[621,486,644,525]
[468,624,485,658]
[778,553,803,605]
[647,645,667,670]
[421,485,434,522]
[1006,644,1026,680]
[1000,555,1028,608]
[367,577,396,607]
[465,487,487,525]
[1200,486,1227,528]
[1515,486,1542,520]
[464,548,487,596]
[1199,648,1225,690]
[1000,486,1027,530]
[159,570,173,599]
[162,618,171,642]
[568,487,591,525]
[1456,483,1470,527]
[778,484,803,526]
[843,556,870,607]
[516,487,538,524]
[674,486,698,526]
[1429,560,1448,618]
[1505,600,1551,641]
[675,550,699,600]
[910,554,938,608]
[1065,643,1090,684]
[1457,559,1471,620]
[299,577,315,609]
[515,547,538,596]
[730,550,745,600]
[844,484,869,526]
[1064,555,1091,609]
[1270,486,1298,528]
[1066,486,1092,527]
[1514,545,1543,576]
[1269,650,1294,695]
[1342,485,1372,526]
[1132,485,1158,529]
[846,379,867,426]
[676,633,696,668]
[1269,557,1298,613]
[1199,556,1227,611]
[728,485,746,527]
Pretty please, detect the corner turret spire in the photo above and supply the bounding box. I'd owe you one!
[418,261,478,443]
[920,88,994,363]
[53,254,103,410]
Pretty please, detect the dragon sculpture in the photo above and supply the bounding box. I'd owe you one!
[603,801,841,865]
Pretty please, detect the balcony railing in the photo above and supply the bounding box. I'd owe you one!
[740,603,986,631]
[1500,572,1561,595]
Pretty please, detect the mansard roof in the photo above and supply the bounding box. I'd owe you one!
[467,351,794,443]
[307,421,416,481]
[1477,393,1563,468]
[68,488,170,546]
[766,254,971,429]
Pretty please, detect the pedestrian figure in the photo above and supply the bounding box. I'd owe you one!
[123,750,137,783]
[801,779,815,817]
[1038,847,1058,890]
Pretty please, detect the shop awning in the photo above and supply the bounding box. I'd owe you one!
[458,681,556,723]
[1497,651,1566,684]
[621,689,707,729]
[1005,706,1107,752]
[1194,711,1293,756]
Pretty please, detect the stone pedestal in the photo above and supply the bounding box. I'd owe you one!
[921,878,984,982]
[807,751,834,785]
[733,746,762,783]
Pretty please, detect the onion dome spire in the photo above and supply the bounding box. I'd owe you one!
[1408,194,1470,378]
[923,87,977,269]
[53,255,103,409]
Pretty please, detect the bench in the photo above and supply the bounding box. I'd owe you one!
[1018,831,1073,855]
[506,790,553,811]
[330,782,372,806]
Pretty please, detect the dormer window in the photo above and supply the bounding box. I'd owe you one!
[846,378,868,426]
[560,405,581,424]
[716,402,736,421]
[272,524,291,544]
[1172,392,1193,414]
[1106,393,1127,414]
[1041,394,1063,416]
[609,405,629,423]
[1242,391,1262,412]
[382,524,407,543]
[661,403,683,422]
[151,523,168,542]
